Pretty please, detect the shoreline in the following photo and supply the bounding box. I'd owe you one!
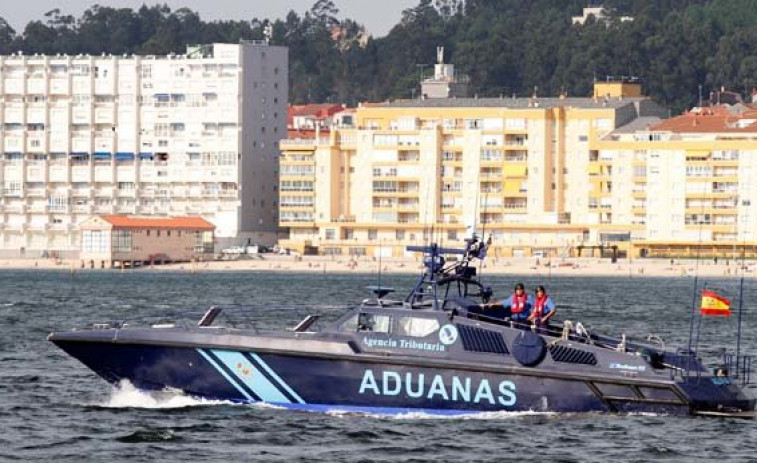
[0,255,753,278]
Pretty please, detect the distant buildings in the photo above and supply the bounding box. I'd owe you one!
[572,6,633,25]
[595,103,757,257]
[279,79,672,258]
[0,41,287,257]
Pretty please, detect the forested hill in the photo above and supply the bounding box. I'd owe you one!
[2,0,757,113]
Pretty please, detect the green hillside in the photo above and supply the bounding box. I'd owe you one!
[3,1,757,112]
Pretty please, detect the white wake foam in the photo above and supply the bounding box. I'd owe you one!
[326,408,555,421]
[101,380,233,409]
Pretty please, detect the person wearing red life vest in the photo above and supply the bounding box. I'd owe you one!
[503,282,533,323]
[528,285,556,326]
[481,282,533,322]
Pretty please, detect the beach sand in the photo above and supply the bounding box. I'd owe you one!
[0,255,753,278]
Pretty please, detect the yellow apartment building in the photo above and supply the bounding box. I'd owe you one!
[279,80,683,258]
[594,104,757,258]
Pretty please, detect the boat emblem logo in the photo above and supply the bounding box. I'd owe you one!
[439,324,458,345]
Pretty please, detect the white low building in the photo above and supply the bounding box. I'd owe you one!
[0,41,287,257]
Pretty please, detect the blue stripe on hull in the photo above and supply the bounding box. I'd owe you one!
[246,352,305,404]
[196,349,254,401]
[210,349,293,404]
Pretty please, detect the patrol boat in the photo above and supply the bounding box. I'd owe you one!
[49,239,755,417]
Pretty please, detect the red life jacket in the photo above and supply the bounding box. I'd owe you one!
[533,294,549,318]
[511,293,528,314]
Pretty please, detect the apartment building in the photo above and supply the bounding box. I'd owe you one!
[279,80,668,258]
[0,41,287,256]
[594,104,757,257]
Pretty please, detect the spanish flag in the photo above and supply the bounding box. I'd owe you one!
[700,290,731,317]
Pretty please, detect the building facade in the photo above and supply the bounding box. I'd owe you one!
[594,105,757,257]
[79,215,215,268]
[0,41,287,256]
[279,81,672,258]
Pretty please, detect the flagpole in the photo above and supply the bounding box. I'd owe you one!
[736,274,744,378]
[693,285,707,359]
[735,243,746,378]
[687,275,699,360]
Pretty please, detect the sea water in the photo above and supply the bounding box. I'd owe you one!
[1,270,757,461]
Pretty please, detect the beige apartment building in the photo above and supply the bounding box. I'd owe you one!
[279,80,679,258]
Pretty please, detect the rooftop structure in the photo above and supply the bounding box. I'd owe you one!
[420,47,470,99]
[572,6,634,25]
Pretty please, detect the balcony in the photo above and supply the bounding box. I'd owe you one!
[116,189,136,198]
[71,188,92,197]
[94,205,115,214]
[27,203,47,213]
[94,187,114,197]
[27,188,46,197]
[71,205,92,214]
[2,203,24,213]
[28,222,49,231]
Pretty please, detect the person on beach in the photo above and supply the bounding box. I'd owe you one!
[480,282,532,323]
[528,285,556,327]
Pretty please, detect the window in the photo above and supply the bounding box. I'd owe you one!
[396,317,440,337]
[47,196,68,212]
[83,230,108,253]
[195,231,214,253]
[357,313,391,333]
[340,314,359,332]
[112,230,132,253]
[368,229,378,240]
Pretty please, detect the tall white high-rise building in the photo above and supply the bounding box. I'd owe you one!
[0,41,287,256]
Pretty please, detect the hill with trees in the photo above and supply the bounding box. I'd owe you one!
[2,0,757,113]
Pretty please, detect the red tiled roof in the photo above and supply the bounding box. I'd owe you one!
[649,106,757,133]
[99,215,215,230]
[287,104,346,125]
[289,104,345,117]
